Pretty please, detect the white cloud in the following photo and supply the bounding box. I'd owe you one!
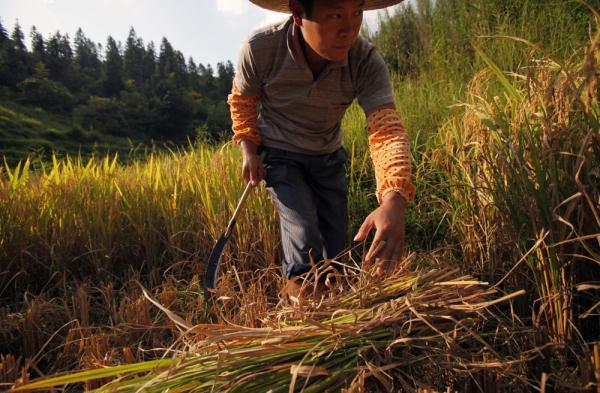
[216,0,248,15]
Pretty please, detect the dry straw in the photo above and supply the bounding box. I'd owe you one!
[13,255,527,392]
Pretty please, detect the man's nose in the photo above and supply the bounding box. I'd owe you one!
[339,15,357,38]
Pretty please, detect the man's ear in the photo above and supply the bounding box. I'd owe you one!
[289,0,304,26]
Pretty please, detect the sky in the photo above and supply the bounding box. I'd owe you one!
[0,0,405,70]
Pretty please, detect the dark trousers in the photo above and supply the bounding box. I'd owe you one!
[261,146,348,279]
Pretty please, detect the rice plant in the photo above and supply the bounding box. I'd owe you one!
[11,256,528,392]
[436,14,599,343]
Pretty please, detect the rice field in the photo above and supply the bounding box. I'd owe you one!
[1,2,599,392]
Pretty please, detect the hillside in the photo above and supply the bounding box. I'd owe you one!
[0,23,235,165]
[0,99,149,166]
[1,0,599,391]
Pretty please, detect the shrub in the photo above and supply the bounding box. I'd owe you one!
[17,77,74,112]
[74,96,128,136]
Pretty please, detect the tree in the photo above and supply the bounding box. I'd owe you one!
[216,60,234,97]
[157,38,188,89]
[31,26,45,64]
[18,76,74,112]
[11,21,26,52]
[74,28,102,96]
[10,21,31,83]
[188,57,199,90]
[74,96,127,135]
[124,27,145,87]
[103,36,124,96]
[0,18,8,46]
[120,89,153,135]
[154,88,193,140]
[198,63,215,98]
[45,31,74,88]
[142,42,156,94]
[0,20,30,87]
[74,29,100,70]
[0,20,234,144]
[157,37,175,80]
[174,50,187,87]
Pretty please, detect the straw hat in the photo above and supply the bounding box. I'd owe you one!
[249,0,403,13]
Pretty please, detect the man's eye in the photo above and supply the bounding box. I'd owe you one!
[329,13,342,19]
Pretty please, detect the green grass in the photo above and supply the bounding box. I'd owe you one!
[0,1,598,391]
[0,100,150,167]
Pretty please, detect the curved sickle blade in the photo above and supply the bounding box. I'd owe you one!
[203,151,265,304]
[203,226,234,301]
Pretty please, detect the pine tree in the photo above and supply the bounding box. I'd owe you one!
[11,21,26,52]
[74,28,100,71]
[187,57,197,75]
[103,36,124,96]
[5,20,31,85]
[0,18,13,88]
[124,27,145,87]
[158,37,175,80]
[174,50,187,87]
[188,57,198,90]
[45,31,73,87]
[0,18,8,46]
[142,41,156,94]
[198,63,215,98]
[216,60,234,97]
[31,26,46,65]
[74,28,101,95]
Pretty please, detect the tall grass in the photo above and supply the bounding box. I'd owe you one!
[1,0,599,391]
[0,146,278,293]
[437,28,599,342]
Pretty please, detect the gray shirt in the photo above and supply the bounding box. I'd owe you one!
[234,17,394,155]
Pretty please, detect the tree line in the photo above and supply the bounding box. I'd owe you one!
[0,19,235,142]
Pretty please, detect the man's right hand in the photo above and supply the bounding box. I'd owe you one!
[240,140,266,186]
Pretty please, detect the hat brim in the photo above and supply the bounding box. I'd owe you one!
[249,0,403,13]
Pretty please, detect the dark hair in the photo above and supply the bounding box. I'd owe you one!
[296,0,313,17]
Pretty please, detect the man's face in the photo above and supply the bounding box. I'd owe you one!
[296,0,365,62]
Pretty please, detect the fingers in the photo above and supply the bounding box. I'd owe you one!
[369,224,405,265]
[391,240,404,263]
[243,155,267,187]
[242,164,250,184]
[358,204,407,278]
[353,216,373,242]
[252,158,266,186]
[249,165,258,186]
[375,259,389,276]
[372,238,404,276]
[365,237,386,263]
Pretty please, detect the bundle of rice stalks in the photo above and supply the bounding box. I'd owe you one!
[12,256,526,392]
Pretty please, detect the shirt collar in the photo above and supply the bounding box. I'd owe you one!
[286,17,349,71]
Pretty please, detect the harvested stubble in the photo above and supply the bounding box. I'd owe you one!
[12,257,526,392]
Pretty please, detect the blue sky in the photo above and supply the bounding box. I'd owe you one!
[0,0,403,70]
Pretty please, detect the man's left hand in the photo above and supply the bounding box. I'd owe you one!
[353,191,407,276]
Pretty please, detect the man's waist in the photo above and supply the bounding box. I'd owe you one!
[258,124,342,155]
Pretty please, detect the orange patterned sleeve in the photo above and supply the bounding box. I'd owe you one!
[367,108,416,204]
[227,85,261,146]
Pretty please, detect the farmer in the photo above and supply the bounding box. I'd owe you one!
[228,0,415,298]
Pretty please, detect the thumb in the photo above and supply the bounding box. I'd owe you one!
[353,216,373,242]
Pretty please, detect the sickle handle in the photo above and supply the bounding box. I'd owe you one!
[224,150,267,238]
